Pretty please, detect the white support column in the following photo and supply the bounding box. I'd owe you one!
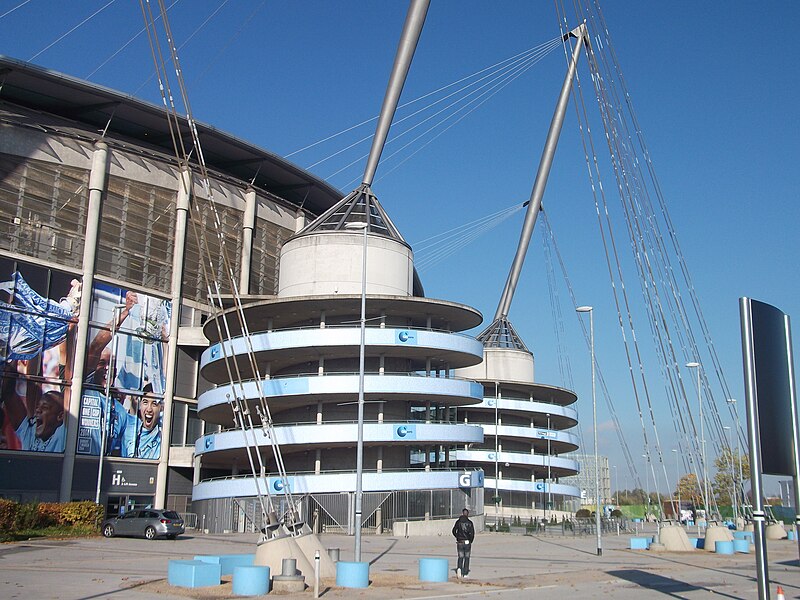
[238,187,257,294]
[316,402,323,425]
[314,449,321,475]
[60,141,108,503]
[155,168,192,508]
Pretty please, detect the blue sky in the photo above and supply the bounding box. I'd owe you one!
[1,1,798,495]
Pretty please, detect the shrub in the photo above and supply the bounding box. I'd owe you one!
[575,508,591,518]
[611,509,623,518]
[59,501,103,526]
[0,498,19,531]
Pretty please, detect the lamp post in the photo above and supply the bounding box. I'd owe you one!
[95,303,125,506]
[686,361,708,518]
[672,448,681,523]
[345,221,368,562]
[576,305,601,556]
[494,382,499,523]
[723,425,736,523]
[545,413,552,521]
[727,398,743,526]
[642,454,649,518]
[613,465,618,506]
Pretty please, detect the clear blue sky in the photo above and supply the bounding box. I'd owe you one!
[2,1,798,495]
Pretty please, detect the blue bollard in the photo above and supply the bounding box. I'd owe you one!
[336,561,369,588]
[630,537,649,550]
[733,539,750,553]
[419,558,449,582]
[715,541,734,555]
[232,565,270,596]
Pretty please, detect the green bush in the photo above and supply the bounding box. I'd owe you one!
[0,500,103,535]
[575,508,591,518]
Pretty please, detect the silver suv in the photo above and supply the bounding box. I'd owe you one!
[101,509,185,540]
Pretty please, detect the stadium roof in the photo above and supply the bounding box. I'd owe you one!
[0,56,343,216]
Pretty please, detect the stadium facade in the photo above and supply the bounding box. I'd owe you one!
[0,57,579,532]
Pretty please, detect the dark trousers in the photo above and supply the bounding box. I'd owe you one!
[456,541,471,575]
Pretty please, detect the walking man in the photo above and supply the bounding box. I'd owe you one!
[452,508,475,579]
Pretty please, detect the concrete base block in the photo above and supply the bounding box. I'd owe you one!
[715,540,734,555]
[194,553,255,576]
[659,525,696,551]
[630,537,649,550]
[733,531,754,542]
[272,576,305,593]
[766,523,787,540]
[168,560,221,588]
[649,543,667,552]
[703,526,734,552]
[294,530,337,578]
[254,535,314,579]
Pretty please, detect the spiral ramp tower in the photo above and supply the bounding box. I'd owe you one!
[192,186,487,534]
[454,317,580,523]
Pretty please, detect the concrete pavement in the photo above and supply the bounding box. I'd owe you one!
[1,523,799,599]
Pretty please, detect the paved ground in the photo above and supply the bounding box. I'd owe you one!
[1,524,799,599]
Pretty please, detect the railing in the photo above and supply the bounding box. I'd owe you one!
[210,417,472,434]
[179,512,199,529]
[209,322,476,339]
[199,466,484,484]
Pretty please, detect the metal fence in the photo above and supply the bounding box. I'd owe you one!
[193,487,484,534]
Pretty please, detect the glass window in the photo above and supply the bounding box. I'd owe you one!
[186,404,204,445]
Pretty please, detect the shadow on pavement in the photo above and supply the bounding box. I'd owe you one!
[608,569,740,599]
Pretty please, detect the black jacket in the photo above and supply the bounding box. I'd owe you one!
[452,515,475,543]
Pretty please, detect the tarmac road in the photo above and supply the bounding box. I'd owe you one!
[1,524,798,599]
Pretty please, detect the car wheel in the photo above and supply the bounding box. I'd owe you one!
[144,526,157,540]
[102,524,115,538]
[166,534,177,540]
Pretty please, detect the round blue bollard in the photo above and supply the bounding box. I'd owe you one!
[336,561,369,588]
[788,530,796,541]
[419,558,449,582]
[733,539,750,553]
[688,537,700,548]
[715,541,734,555]
[232,565,270,596]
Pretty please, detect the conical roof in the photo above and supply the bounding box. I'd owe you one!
[476,317,530,352]
[296,183,407,243]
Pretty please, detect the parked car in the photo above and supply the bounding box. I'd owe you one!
[101,509,185,540]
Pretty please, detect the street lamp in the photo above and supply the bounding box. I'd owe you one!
[345,221,368,562]
[576,305,601,556]
[723,425,736,523]
[546,413,551,521]
[672,448,681,523]
[95,303,126,506]
[613,465,618,506]
[686,361,708,518]
[727,398,743,527]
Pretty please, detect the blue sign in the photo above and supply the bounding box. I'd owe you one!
[535,482,546,492]
[393,424,417,440]
[396,330,417,345]
[210,344,220,359]
[203,435,215,452]
[269,477,292,493]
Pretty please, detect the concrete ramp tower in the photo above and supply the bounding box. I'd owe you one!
[193,1,487,566]
[455,25,589,521]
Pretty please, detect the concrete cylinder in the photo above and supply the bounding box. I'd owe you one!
[281,558,297,577]
[336,561,369,588]
[327,548,340,562]
[278,231,414,297]
[232,566,270,596]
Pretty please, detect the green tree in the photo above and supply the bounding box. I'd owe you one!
[713,448,750,505]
